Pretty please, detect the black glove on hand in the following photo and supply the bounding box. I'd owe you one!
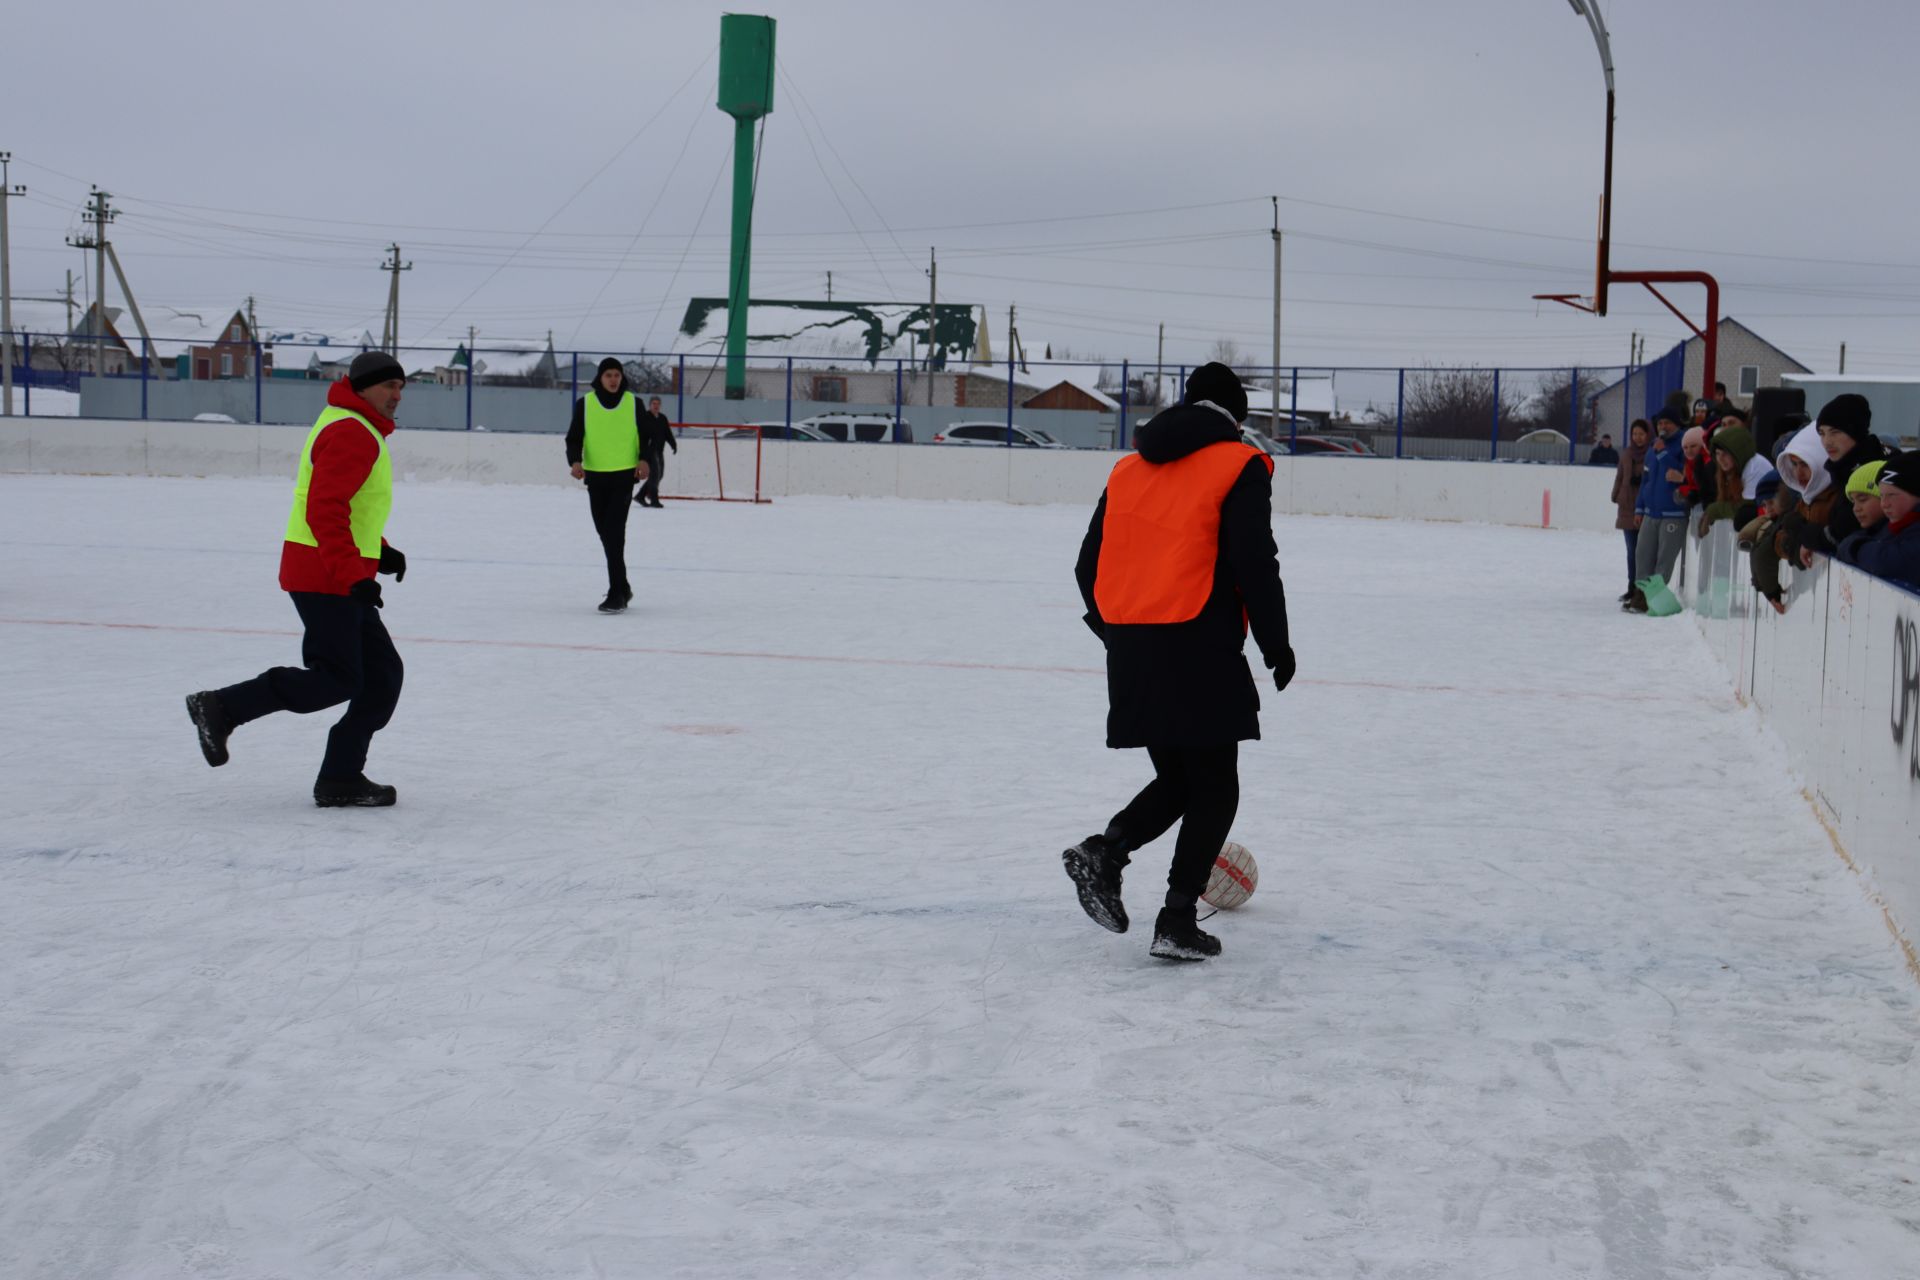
[1271,646,1296,692]
[349,578,383,609]
[379,546,407,582]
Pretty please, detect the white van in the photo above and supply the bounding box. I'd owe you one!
[798,413,912,443]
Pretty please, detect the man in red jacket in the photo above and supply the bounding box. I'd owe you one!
[185,351,411,807]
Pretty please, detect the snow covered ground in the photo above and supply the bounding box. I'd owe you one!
[6,388,78,416]
[1,474,1916,1279]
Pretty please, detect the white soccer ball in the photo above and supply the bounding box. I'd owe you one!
[1202,841,1258,910]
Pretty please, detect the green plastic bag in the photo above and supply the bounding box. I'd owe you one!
[1635,574,1684,617]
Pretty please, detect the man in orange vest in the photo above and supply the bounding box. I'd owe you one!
[184,351,411,807]
[1065,362,1295,961]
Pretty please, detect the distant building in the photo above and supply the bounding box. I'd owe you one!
[1591,318,1809,435]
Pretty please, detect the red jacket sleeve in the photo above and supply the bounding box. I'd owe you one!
[305,420,380,589]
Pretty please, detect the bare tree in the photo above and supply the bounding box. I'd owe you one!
[1523,369,1606,441]
[621,358,675,394]
[1207,338,1249,373]
[1400,366,1528,441]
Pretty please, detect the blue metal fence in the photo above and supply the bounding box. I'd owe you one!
[3,331,1660,465]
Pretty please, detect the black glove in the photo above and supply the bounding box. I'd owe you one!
[379,545,407,582]
[1271,646,1296,692]
[349,578,383,609]
[666,435,678,454]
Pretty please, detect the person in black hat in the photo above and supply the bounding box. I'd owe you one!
[1835,449,1920,590]
[1795,393,1885,563]
[1062,361,1295,962]
[184,349,412,807]
[565,358,665,612]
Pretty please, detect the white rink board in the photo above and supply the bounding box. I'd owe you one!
[3,418,1621,530]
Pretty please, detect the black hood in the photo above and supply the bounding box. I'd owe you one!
[1133,401,1241,463]
[592,358,628,407]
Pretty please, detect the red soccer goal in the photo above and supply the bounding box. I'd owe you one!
[657,423,770,505]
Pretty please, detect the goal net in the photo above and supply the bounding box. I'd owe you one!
[658,423,768,504]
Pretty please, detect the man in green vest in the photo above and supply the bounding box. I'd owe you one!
[566,357,663,612]
[184,351,412,807]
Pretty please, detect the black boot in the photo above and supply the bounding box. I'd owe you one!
[598,591,627,614]
[313,774,398,808]
[1062,832,1130,933]
[185,690,233,767]
[1150,904,1221,961]
[1621,587,1648,614]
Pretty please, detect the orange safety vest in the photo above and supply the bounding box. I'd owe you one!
[1093,440,1272,625]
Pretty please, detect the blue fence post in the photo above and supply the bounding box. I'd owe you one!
[21,334,27,415]
[784,357,793,428]
[896,359,905,433]
[1567,366,1579,464]
[140,336,149,421]
[1004,346,1014,445]
[1289,368,1300,451]
[1490,369,1501,461]
[251,341,260,423]
[1622,362,1630,437]
[676,355,686,423]
[1118,359,1130,451]
[465,343,474,431]
[1395,367,1405,459]
[570,352,578,404]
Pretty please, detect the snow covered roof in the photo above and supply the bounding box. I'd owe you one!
[675,299,977,365]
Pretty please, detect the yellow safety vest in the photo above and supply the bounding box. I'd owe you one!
[284,406,392,559]
[582,390,640,472]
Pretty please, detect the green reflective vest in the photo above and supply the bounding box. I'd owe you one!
[582,390,640,472]
[284,406,392,559]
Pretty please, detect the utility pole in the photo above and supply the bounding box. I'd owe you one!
[61,270,76,332]
[466,324,477,383]
[1838,342,1847,375]
[104,242,153,373]
[1156,321,1165,405]
[1270,196,1283,419]
[0,152,23,415]
[925,246,937,407]
[379,243,411,356]
[825,270,832,302]
[66,188,115,374]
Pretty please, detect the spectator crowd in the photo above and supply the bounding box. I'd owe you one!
[1608,389,1920,613]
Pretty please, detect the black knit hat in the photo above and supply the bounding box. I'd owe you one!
[596,357,625,379]
[1183,361,1248,423]
[348,350,406,392]
[1879,449,1920,499]
[1816,393,1872,443]
[1652,405,1685,430]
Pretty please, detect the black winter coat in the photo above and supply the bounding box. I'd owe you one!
[1075,403,1292,748]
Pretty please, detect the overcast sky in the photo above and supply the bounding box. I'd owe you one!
[7,0,1918,375]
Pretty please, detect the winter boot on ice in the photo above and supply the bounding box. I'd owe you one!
[1621,586,1648,614]
[313,774,398,808]
[1150,904,1221,962]
[1063,831,1131,933]
[185,690,233,767]
[598,590,627,614]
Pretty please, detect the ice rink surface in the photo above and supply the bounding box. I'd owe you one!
[2,472,1917,1280]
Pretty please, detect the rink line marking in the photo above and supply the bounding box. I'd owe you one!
[1,616,1726,704]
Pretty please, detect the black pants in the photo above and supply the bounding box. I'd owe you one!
[585,470,635,592]
[1108,744,1240,904]
[216,591,404,780]
[637,445,666,505]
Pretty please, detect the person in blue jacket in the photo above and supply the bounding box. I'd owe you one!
[1626,406,1690,613]
[1835,450,1920,592]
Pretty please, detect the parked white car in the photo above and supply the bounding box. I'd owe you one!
[798,413,912,443]
[931,421,1066,448]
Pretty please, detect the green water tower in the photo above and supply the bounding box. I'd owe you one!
[718,13,775,400]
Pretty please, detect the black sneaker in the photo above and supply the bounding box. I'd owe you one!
[598,592,627,614]
[1149,905,1221,961]
[314,774,398,808]
[185,690,233,767]
[621,584,634,606]
[1062,834,1130,933]
[1616,589,1632,603]
[1621,587,1648,614]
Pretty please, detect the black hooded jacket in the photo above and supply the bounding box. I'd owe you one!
[1075,402,1292,748]
[565,366,667,468]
